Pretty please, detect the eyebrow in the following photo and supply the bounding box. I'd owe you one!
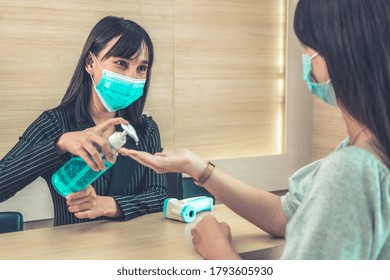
[121,57,149,65]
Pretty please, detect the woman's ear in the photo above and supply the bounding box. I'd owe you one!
[85,52,94,75]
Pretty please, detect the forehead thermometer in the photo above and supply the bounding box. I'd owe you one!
[163,196,213,223]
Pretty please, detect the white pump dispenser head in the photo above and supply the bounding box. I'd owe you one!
[108,124,139,150]
[120,124,139,145]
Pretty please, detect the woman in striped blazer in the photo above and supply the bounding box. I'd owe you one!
[0,16,168,226]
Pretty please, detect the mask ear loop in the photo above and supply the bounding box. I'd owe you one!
[308,52,331,84]
[90,52,104,71]
[89,51,104,86]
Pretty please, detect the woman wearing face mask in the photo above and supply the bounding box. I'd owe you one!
[119,0,390,259]
[0,16,167,226]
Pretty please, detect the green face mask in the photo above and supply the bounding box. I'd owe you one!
[91,53,146,112]
[302,53,337,107]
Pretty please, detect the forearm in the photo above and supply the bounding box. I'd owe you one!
[0,138,66,201]
[113,187,167,220]
[99,196,122,218]
[201,168,287,237]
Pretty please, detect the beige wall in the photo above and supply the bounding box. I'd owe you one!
[0,0,286,160]
[174,0,286,159]
[0,0,174,157]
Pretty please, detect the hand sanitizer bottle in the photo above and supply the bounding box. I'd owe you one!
[52,124,139,197]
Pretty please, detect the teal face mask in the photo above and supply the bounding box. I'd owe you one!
[91,53,146,112]
[302,53,337,106]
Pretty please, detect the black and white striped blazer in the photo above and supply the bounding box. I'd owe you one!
[0,106,167,226]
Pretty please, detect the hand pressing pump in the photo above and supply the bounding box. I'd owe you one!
[52,124,139,197]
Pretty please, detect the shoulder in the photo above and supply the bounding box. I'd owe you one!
[40,107,69,124]
[283,147,390,259]
[24,107,66,131]
[18,107,69,140]
[284,146,390,220]
[320,146,388,183]
[282,145,390,259]
[36,107,70,134]
[312,146,390,204]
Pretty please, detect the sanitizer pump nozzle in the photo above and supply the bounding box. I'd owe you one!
[122,123,139,145]
[52,123,139,197]
[109,123,139,149]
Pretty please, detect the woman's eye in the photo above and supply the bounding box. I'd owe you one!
[116,60,128,68]
[138,65,148,72]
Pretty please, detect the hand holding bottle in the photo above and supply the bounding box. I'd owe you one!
[56,117,129,171]
[52,119,138,197]
[66,185,122,219]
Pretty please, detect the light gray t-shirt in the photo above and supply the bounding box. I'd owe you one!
[281,138,390,259]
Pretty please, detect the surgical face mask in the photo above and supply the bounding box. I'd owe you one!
[302,53,337,106]
[90,53,146,112]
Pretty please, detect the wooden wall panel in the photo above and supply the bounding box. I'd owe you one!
[0,0,286,160]
[174,0,286,159]
[0,0,174,157]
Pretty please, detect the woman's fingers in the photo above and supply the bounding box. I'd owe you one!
[221,222,232,242]
[66,185,94,201]
[77,148,100,172]
[94,117,128,134]
[82,141,106,171]
[87,132,114,164]
[66,186,95,213]
[74,210,95,219]
[77,127,116,170]
[118,148,147,161]
[56,117,131,173]
[118,148,165,173]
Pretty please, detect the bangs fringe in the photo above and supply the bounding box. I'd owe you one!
[104,29,147,60]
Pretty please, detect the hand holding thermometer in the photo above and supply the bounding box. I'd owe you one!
[163,196,214,223]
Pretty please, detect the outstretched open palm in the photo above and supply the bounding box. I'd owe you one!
[118,148,196,175]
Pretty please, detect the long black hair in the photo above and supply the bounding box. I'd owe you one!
[57,16,154,131]
[294,0,390,166]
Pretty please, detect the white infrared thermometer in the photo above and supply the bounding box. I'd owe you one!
[163,196,213,223]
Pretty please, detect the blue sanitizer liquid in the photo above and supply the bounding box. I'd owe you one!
[52,156,114,197]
